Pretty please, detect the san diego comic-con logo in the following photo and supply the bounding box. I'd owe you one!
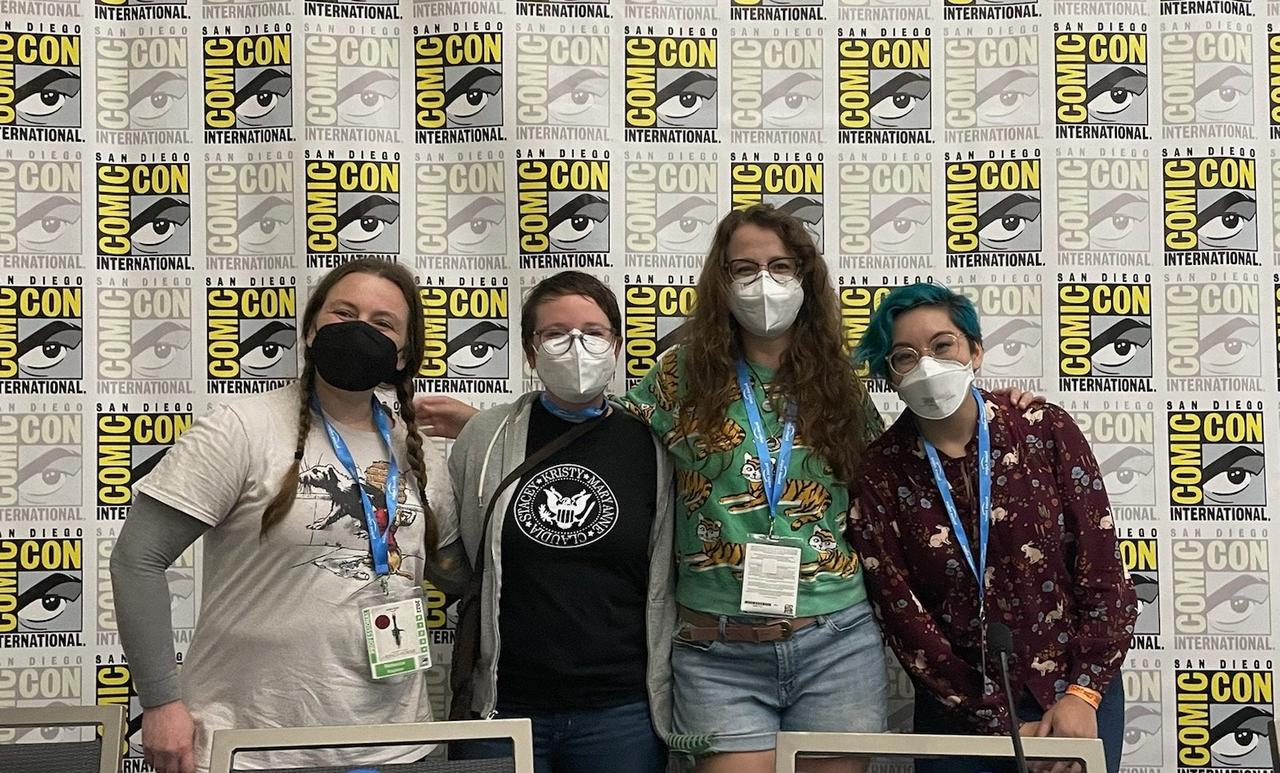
[0,659,84,744]
[1071,400,1156,522]
[1162,27,1253,140]
[623,154,717,271]
[0,282,83,395]
[730,0,824,23]
[624,278,696,388]
[418,282,511,395]
[730,31,822,145]
[0,155,83,272]
[1175,663,1274,771]
[731,156,824,252]
[95,0,187,23]
[516,153,611,271]
[1172,531,1271,648]
[944,154,1043,269]
[95,157,192,272]
[953,278,1042,391]
[1057,275,1153,393]
[837,156,931,272]
[206,280,298,395]
[837,31,931,144]
[97,407,193,521]
[1166,274,1261,393]
[1122,664,1165,770]
[0,536,84,648]
[304,30,400,142]
[0,408,81,518]
[512,464,618,548]
[945,0,1037,20]
[943,31,1039,143]
[624,31,719,143]
[95,30,188,144]
[206,152,294,272]
[1119,531,1161,648]
[1054,26,1151,140]
[517,0,609,19]
[1162,150,1258,267]
[202,29,294,145]
[1168,403,1267,523]
[97,282,193,393]
[415,155,506,272]
[414,28,504,144]
[304,154,401,269]
[839,279,892,389]
[515,29,608,142]
[0,29,83,143]
[98,533,197,650]
[1056,150,1150,267]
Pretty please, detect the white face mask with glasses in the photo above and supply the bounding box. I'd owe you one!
[726,257,804,339]
[888,333,976,420]
[534,328,617,404]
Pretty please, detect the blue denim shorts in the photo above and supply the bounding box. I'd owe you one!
[669,600,888,756]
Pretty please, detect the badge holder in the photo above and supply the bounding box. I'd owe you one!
[740,530,804,618]
[361,597,433,679]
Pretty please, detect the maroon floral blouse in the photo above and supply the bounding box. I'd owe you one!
[850,390,1137,733]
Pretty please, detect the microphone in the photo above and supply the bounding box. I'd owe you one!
[986,621,1030,773]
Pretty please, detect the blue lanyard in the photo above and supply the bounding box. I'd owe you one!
[539,391,607,423]
[921,386,991,612]
[736,360,796,528]
[311,394,400,576]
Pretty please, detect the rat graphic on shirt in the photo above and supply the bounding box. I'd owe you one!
[299,459,418,581]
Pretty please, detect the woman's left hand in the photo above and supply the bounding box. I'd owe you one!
[992,387,1046,410]
[1032,694,1098,773]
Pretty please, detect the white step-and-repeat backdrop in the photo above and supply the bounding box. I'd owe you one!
[0,0,1275,770]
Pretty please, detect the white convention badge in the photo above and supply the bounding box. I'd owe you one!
[361,598,432,679]
[740,535,803,618]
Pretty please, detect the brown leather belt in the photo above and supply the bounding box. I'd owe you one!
[676,606,820,643]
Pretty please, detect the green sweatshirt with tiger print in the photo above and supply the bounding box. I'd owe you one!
[619,345,882,617]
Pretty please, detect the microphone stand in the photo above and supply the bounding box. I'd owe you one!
[987,621,1030,773]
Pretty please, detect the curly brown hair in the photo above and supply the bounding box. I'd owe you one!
[259,258,438,556]
[678,204,875,484]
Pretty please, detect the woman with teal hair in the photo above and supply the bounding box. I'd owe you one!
[848,282,1137,773]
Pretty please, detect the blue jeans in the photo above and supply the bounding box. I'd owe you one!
[448,700,666,773]
[912,677,1125,773]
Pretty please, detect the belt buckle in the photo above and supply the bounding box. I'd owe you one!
[777,620,794,640]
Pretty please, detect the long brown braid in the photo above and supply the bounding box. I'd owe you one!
[259,258,436,552]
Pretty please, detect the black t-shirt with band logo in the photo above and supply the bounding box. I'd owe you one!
[495,400,657,710]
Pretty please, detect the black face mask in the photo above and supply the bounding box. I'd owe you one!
[309,320,400,392]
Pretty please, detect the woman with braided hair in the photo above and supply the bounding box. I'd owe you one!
[110,259,455,773]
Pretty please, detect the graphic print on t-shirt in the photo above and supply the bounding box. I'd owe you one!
[295,458,419,582]
[512,463,618,548]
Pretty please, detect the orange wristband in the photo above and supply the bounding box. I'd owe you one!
[1066,684,1102,710]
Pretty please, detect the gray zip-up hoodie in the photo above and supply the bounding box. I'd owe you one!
[432,391,676,739]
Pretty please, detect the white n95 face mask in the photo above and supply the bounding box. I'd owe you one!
[896,356,975,420]
[729,273,804,338]
[535,334,617,404]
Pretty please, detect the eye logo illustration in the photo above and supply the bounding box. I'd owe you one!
[447,194,505,255]
[979,317,1041,378]
[15,194,81,254]
[1195,189,1256,251]
[1194,64,1251,123]
[548,193,608,253]
[19,447,81,507]
[776,196,824,253]
[236,319,297,378]
[976,68,1037,126]
[1207,706,1274,767]
[17,320,82,379]
[129,196,191,256]
[1097,445,1153,503]
[337,70,398,127]
[234,67,292,128]
[1122,703,1162,765]
[129,320,192,379]
[760,72,820,129]
[131,71,187,129]
[237,194,294,255]
[446,320,508,379]
[547,68,607,124]
[444,66,501,128]
[1086,64,1147,124]
[1200,445,1266,506]
[656,195,715,254]
[869,70,930,129]
[868,195,931,254]
[1197,315,1259,376]
[656,70,717,129]
[17,572,82,632]
[978,192,1041,251]
[337,194,399,253]
[1087,191,1148,251]
[14,67,81,127]
[1088,317,1151,376]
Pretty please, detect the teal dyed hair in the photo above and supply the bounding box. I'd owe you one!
[852,282,982,380]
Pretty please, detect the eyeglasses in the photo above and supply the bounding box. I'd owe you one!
[887,333,967,376]
[534,327,616,356]
[725,257,801,286]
